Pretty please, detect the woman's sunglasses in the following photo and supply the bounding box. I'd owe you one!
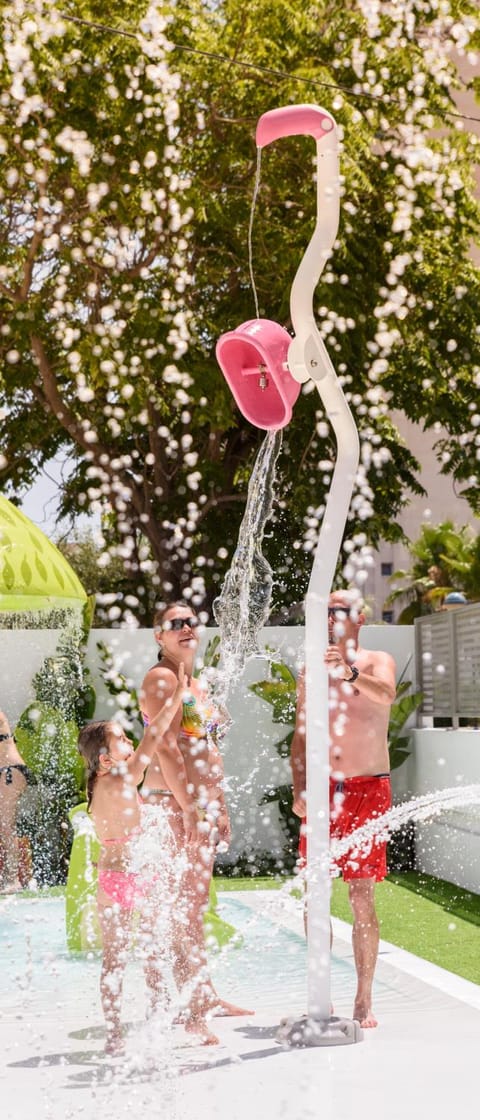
[163,616,199,631]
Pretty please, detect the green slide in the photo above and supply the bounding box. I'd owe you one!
[65,803,239,952]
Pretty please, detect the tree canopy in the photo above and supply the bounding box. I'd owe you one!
[1,0,479,622]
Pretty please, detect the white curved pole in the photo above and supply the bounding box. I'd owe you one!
[304,377,359,1021]
[255,105,360,1028]
[289,134,360,1023]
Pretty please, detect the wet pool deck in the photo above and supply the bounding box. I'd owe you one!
[2,888,479,1120]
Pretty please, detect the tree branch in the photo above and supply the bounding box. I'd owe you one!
[30,334,107,455]
[17,202,45,301]
[194,492,247,525]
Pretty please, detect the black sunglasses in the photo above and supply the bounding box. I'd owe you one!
[328,606,351,617]
[164,616,199,631]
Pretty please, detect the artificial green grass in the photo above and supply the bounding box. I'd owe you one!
[330,872,480,985]
[215,872,480,985]
[215,876,282,892]
[0,884,65,899]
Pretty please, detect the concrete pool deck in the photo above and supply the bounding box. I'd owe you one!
[1,887,479,1120]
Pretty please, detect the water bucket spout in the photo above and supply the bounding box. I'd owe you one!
[216,318,300,430]
[256,104,335,148]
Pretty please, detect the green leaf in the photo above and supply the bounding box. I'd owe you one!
[389,691,423,739]
[76,683,97,723]
[269,661,297,687]
[389,738,412,771]
[201,635,221,669]
[249,679,296,724]
[274,729,294,758]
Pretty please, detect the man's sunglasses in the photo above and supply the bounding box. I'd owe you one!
[163,616,199,631]
[328,606,351,618]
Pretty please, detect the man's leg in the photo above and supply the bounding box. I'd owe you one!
[347,878,379,1028]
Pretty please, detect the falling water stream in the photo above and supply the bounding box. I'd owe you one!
[212,428,283,705]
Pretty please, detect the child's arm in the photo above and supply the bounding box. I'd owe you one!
[127,664,185,786]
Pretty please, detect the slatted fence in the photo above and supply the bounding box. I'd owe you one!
[415,604,480,726]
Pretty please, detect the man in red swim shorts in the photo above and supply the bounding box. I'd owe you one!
[291,589,396,1029]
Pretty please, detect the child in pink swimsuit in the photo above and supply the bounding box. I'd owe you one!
[77,665,185,1056]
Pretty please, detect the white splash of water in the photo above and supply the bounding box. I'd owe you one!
[108,805,186,1089]
[212,429,283,704]
[329,784,480,865]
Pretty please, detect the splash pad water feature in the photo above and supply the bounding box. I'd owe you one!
[0,106,474,1120]
[216,104,361,1046]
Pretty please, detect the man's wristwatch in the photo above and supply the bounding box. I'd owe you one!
[344,665,359,683]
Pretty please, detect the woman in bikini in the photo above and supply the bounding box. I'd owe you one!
[77,666,184,1055]
[0,709,34,892]
[139,602,252,1046]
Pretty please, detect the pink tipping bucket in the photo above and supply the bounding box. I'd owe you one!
[216,319,300,430]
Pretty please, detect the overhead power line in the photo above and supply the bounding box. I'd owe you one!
[53,11,480,127]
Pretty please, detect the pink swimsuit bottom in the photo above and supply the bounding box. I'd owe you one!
[98,868,156,912]
[98,825,155,911]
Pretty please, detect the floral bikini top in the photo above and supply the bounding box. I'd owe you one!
[142,686,228,743]
[180,691,231,743]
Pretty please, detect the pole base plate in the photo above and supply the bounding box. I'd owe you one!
[277,1014,363,1047]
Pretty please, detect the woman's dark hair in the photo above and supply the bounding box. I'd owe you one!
[153,601,191,662]
[77,721,111,807]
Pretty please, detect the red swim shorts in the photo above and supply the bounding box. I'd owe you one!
[298,774,392,882]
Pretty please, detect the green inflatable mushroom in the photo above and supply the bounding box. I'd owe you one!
[0,494,87,618]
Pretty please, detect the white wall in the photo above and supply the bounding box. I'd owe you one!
[0,629,63,723]
[408,729,480,894]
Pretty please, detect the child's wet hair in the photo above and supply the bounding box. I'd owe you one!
[78,721,111,807]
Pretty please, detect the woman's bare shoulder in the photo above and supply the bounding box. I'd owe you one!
[141,664,178,688]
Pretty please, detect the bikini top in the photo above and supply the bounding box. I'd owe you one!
[180,693,217,739]
[141,685,226,743]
